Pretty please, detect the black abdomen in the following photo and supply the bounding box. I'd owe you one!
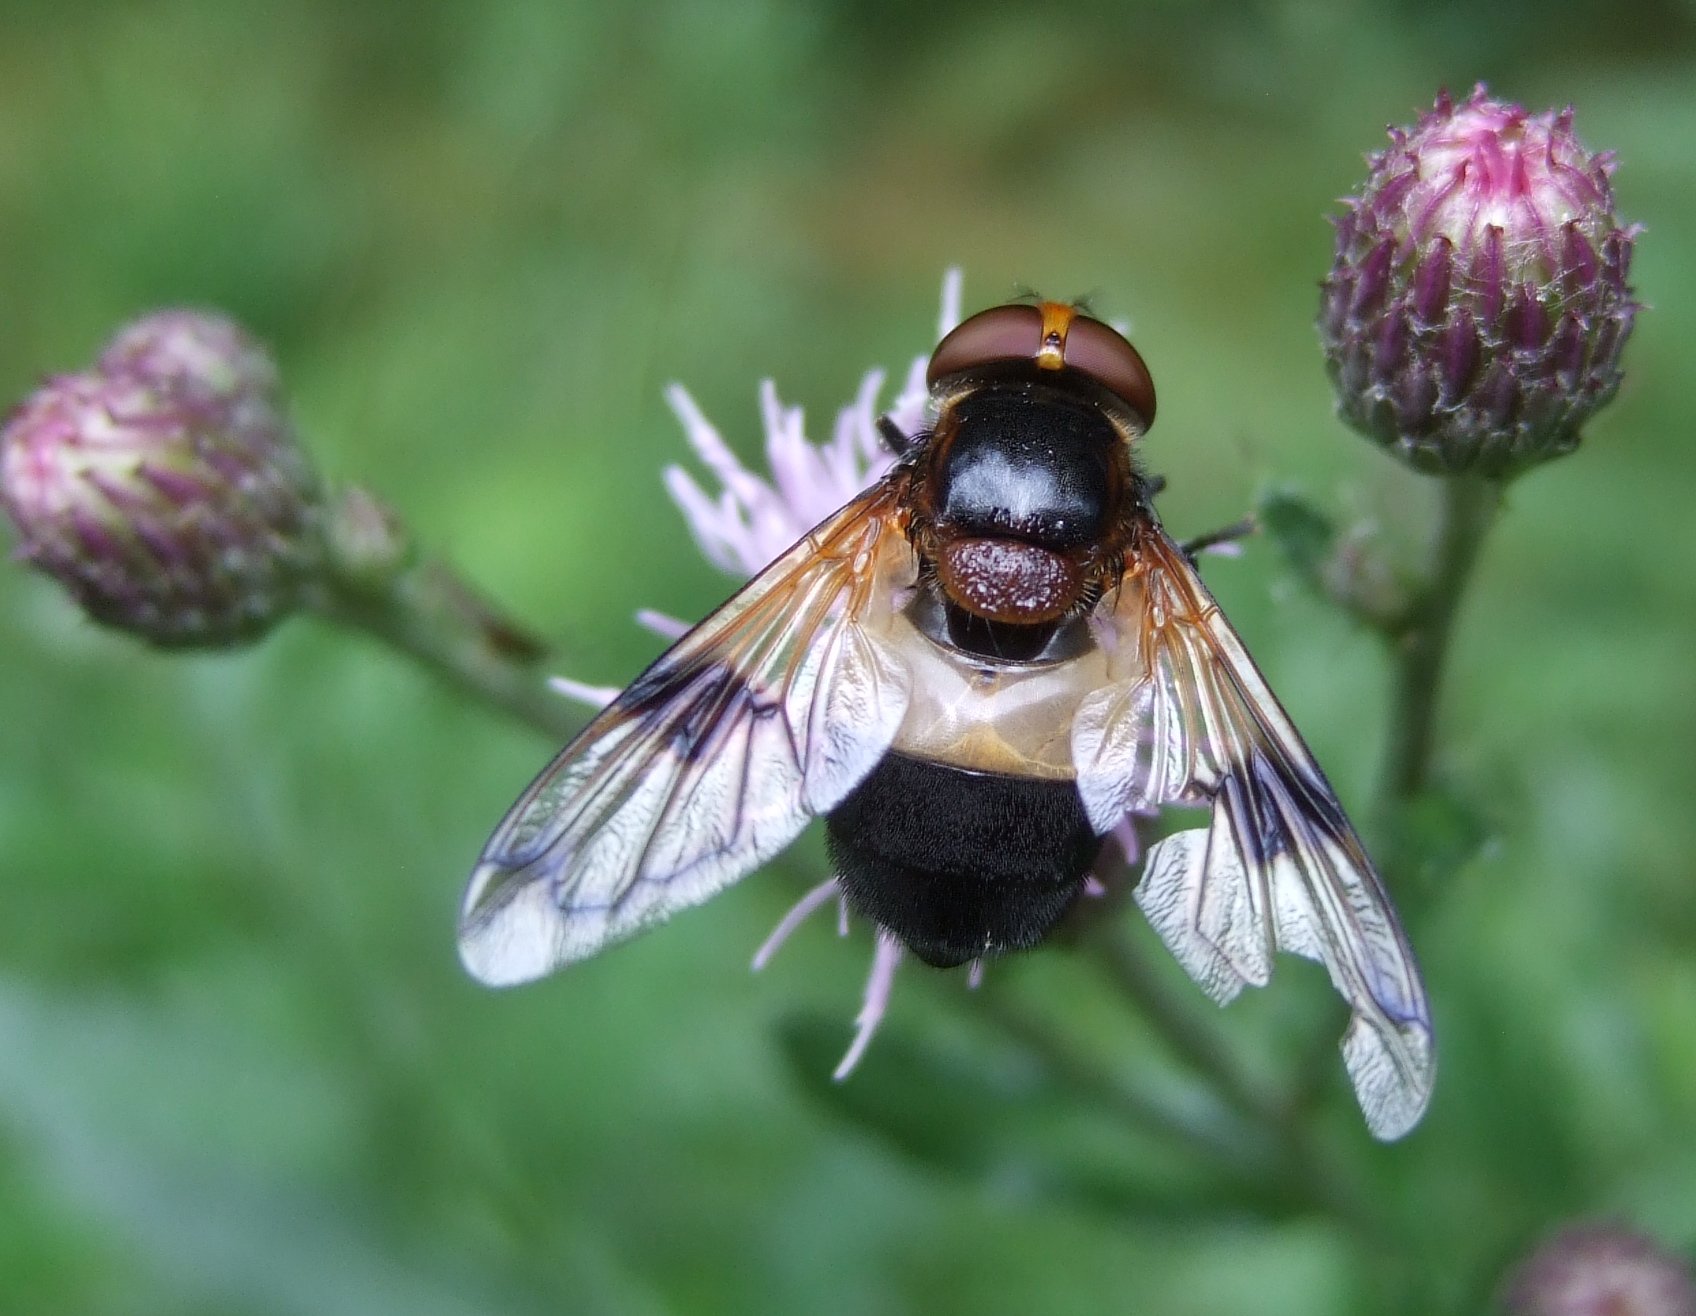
[825,752,1103,968]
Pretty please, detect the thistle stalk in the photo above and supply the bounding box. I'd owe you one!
[1378,474,1501,807]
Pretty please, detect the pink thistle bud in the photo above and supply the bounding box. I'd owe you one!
[97,309,281,409]
[1,312,322,648]
[1320,86,1640,477]
[1500,1220,1696,1316]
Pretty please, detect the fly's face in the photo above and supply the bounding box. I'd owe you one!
[458,298,1436,1141]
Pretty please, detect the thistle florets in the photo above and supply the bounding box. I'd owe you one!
[0,311,322,648]
[1320,86,1640,478]
[1500,1220,1696,1316]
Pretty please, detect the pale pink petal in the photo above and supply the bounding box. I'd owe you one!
[886,354,932,438]
[938,266,963,339]
[751,878,842,971]
[837,367,891,477]
[663,383,770,512]
[834,932,903,1080]
[661,464,750,575]
[1110,816,1142,866]
[634,609,690,640]
[548,675,620,710]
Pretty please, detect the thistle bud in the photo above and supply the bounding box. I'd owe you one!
[97,309,281,409]
[1500,1221,1696,1316]
[1320,86,1640,477]
[1,312,322,648]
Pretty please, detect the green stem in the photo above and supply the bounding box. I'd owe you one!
[310,556,581,742]
[1093,926,1285,1129]
[1377,474,1503,808]
[1090,927,1386,1236]
[1286,474,1504,1118]
[975,988,1272,1178]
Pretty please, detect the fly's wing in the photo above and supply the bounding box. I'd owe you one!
[1073,522,1434,1140]
[460,477,917,987]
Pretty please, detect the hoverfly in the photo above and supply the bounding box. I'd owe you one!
[459,300,1435,1139]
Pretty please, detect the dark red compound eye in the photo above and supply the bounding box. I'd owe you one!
[1061,314,1157,428]
[926,303,1157,429]
[926,304,1045,387]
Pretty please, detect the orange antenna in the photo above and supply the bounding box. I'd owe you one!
[1035,302,1075,371]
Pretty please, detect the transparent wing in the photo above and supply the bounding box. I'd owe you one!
[1073,522,1434,1139]
[460,478,918,987]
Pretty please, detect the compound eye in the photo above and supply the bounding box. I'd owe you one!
[926,304,1043,387]
[1064,315,1157,428]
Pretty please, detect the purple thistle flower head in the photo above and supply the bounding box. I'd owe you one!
[1,311,323,648]
[1500,1220,1696,1316]
[658,293,941,580]
[1320,86,1640,478]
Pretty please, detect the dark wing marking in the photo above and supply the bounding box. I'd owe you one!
[1073,521,1434,1139]
[460,477,918,986]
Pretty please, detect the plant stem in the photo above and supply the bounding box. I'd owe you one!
[1377,474,1503,807]
[975,987,1271,1177]
[1089,926,1386,1235]
[1093,926,1284,1129]
[1283,475,1503,1114]
[310,556,581,742]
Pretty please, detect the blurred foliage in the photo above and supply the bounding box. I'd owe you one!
[1,1,1693,1312]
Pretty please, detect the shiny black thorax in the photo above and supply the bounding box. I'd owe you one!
[823,379,1128,969]
[930,382,1121,549]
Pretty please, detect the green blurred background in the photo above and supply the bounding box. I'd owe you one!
[1,2,1693,1312]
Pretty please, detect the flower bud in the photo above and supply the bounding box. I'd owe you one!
[1,313,322,648]
[1320,86,1640,477]
[1500,1221,1696,1316]
[97,309,281,409]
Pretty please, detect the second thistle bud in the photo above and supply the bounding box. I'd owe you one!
[1499,1220,1696,1316]
[1320,86,1640,478]
[0,312,322,648]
